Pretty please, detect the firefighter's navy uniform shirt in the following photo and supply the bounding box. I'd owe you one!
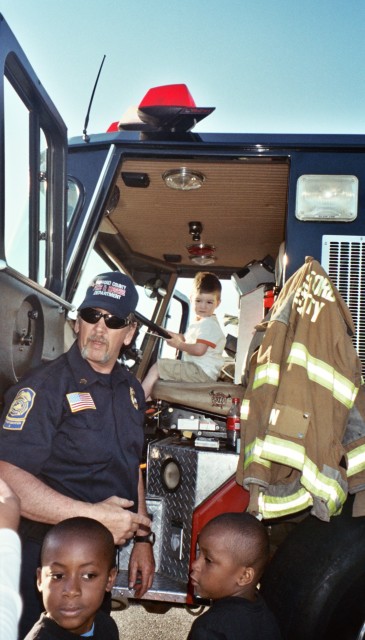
[0,341,145,507]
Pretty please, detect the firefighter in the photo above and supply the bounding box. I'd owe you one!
[0,272,155,637]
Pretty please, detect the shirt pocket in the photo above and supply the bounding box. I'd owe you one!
[55,410,111,464]
[63,410,103,430]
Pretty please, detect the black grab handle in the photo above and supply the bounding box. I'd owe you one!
[134,311,172,339]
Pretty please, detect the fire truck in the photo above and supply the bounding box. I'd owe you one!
[1,13,365,640]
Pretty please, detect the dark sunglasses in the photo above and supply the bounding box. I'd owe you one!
[79,307,132,329]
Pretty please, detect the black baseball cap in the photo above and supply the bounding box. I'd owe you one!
[78,272,138,317]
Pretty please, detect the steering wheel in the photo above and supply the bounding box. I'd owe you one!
[134,311,172,339]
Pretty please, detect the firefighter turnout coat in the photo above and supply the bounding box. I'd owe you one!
[236,257,365,521]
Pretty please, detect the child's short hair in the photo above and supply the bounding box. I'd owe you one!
[41,517,116,570]
[203,512,269,581]
[193,272,222,297]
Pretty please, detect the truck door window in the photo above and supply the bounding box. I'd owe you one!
[160,278,240,359]
[4,78,30,275]
[3,80,48,286]
[160,295,187,359]
[4,79,52,286]
[2,46,67,296]
[67,178,82,227]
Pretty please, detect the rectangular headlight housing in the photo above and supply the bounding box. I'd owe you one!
[295,175,358,222]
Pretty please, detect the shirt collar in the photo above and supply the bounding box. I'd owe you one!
[81,622,95,636]
[66,340,129,388]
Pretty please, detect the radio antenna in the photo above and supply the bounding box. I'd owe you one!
[82,54,106,143]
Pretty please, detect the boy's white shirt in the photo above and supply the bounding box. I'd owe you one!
[182,315,225,378]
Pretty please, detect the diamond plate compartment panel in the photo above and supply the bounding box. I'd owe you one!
[146,436,238,583]
[118,497,164,572]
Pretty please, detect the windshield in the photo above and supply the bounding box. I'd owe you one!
[69,249,240,367]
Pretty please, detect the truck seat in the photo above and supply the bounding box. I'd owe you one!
[150,284,272,415]
[151,378,245,416]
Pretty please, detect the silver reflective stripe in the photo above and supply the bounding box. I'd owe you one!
[253,363,280,389]
[258,488,313,518]
[347,444,365,477]
[240,399,249,420]
[261,435,305,469]
[244,438,271,470]
[300,456,346,515]
[261,435,346,516]
[288,342,358,409]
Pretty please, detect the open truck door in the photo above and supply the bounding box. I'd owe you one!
[0,14,69,397]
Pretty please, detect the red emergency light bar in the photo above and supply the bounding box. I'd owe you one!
[107,83,215,133]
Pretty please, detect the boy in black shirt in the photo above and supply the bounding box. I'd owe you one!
[24,517,118,639]
[188,512,282,640]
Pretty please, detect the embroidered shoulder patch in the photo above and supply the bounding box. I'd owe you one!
[66,392,96,413]
[3,388,36,430]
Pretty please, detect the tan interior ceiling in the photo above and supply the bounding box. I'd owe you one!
[107,157,289,273]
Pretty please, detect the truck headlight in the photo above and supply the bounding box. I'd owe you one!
[295,175,358,222]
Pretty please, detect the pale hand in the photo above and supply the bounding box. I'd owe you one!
[165,330,185,350]
[90,496,151,545]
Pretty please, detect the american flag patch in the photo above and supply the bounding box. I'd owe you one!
[66,392,96,413]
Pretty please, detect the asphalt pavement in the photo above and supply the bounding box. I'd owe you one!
[112,601,206,639]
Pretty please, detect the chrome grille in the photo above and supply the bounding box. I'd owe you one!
[322,235,365,374]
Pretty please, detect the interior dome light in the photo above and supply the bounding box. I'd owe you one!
[187,242,216,265]
[163,168,205,191]
[295,175,358,222]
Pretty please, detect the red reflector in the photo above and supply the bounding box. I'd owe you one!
[187,243,216,257]
[264,288,275,313]
[139,84,196,108]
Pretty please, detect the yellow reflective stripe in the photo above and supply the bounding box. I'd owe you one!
[258,488,313,518]
[253,363,280,389]
[261,434,346,516]
[288,342,358,409]
[300,456,346,515]
[261,435,305,470]
[347,444,365,477]
[244,438,271,470]
[240,399,249,421]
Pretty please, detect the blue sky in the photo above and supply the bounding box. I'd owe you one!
[2,0,365,138]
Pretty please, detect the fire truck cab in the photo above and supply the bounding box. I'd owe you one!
[1,14,365,640]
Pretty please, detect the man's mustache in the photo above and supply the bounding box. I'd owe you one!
[88,335,108,346]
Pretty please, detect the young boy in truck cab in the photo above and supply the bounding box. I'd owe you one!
[187,512,282,640]
[142,271,226,400]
